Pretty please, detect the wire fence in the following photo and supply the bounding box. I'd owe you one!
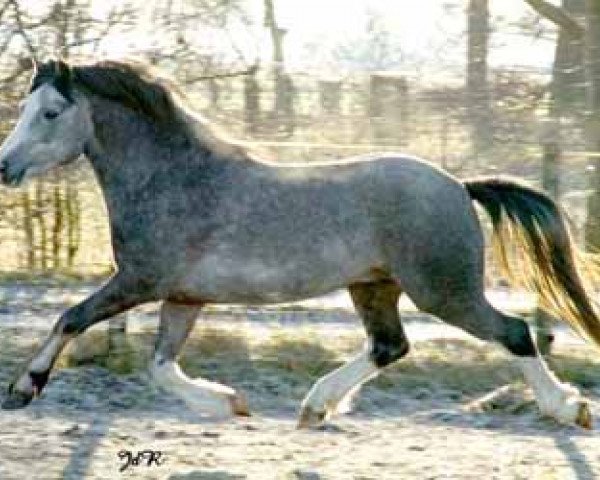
[0,65,592,277]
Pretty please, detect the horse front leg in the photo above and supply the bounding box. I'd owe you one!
[299,280,408,427]
[149,301,249,418]
[2,272,149,409]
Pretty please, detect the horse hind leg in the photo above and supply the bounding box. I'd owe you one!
[518,346,591,428]
[149,301,249,418]
[501,311,592,428]
[298,279,408,428]
[492,308,591,427]
[423,295,592,428]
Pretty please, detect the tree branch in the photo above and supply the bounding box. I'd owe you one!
[0,57,32,90]
[0,1,10,20]
[8,0,38,59]
[524,0,585,38]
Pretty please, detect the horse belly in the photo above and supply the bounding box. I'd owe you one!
[182,238,380,304]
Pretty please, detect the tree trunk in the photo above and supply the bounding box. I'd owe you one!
[584,0,600,249]
[369,74,408,145]
[319,80,342,115]
[553,0,586,112]
[467,0,492,159]
[244,71,261,135]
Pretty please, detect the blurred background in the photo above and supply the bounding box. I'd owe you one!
[0,0,598,281]
[2,7,600,474]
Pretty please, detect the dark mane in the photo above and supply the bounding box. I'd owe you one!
[31,59,184,125]
[30,58,247,156]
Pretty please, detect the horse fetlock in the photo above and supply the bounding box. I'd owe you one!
[370,339,409,368]
[29,369,51,395]
[493,314,537,357]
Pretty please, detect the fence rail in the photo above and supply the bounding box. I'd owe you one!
[0,67,592,276]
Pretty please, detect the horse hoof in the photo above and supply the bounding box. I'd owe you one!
[297,406,327,429]
[575,401,593,430]
[2,390,33,410]
[229,391,250,417]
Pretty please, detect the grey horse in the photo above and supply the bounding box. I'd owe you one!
[0,59,598,429]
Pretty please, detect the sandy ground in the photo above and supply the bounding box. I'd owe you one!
[0,284,599,480]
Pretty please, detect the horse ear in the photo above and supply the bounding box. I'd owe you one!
[54,58,72,82]
[52,58,74,100]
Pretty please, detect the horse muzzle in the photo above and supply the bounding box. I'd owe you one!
[0,158,27,187]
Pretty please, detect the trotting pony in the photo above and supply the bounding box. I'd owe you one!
[0,59,598,429]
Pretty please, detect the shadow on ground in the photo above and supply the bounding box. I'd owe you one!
[1,325,598,431]
[1,323,599,479]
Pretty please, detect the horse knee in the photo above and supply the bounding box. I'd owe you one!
[496,314,537,357]
[369,333,409,368]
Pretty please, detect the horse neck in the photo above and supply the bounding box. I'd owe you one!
[83,96,223,196]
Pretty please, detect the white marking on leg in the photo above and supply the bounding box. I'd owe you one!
[149,359,237,418]
[519,356,583,424]
[14,333,68,392]
[29,334,65,372]
[301,348,378,419]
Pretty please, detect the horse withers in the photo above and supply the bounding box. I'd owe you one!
[0,59,598,429]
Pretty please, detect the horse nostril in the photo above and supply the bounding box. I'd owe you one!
[0,160,8,182]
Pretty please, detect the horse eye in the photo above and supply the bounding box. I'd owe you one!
[43,110,59,120]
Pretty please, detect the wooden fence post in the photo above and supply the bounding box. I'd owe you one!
[275,72,295,137]
[369,73,408,145]
[319,79,342,115]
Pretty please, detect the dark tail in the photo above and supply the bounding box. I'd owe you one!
[464,176,600,348]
